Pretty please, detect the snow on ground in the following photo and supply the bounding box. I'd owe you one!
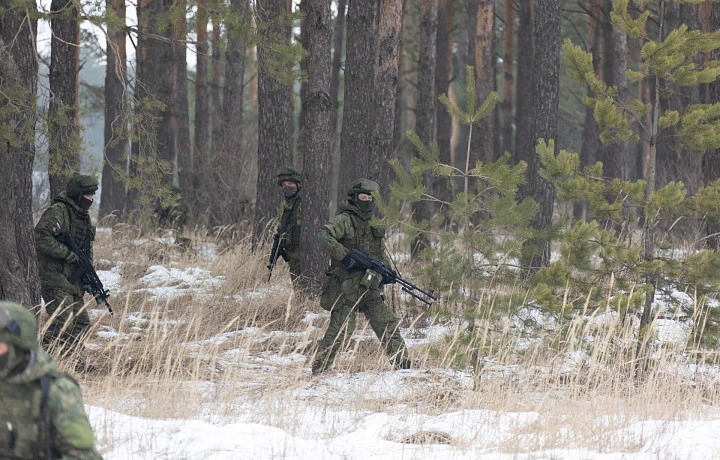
[87,235,720,459]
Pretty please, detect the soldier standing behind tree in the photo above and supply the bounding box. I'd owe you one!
[34,174,98,370]
[312,178,412,374]
[0,301,103,459]
[270,167,307,295]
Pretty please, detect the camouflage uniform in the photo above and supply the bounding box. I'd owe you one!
[274,167,304,292]
[35,175,98,354]
[312,179,410,374]
[0,302,102,459]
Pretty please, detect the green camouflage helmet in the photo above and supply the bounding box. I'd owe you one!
[66,174,99,200]
[347,178,379,196]
[0,302,38,351]
[277,167,302,186]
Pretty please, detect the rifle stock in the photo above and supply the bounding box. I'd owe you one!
[56,233,113,315]
[347,249,438,306]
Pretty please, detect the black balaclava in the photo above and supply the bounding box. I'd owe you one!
[283,184,299,199]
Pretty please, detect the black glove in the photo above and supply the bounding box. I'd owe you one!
[341,252,358,270]
[66,252,79,264]
[382,270,398,285]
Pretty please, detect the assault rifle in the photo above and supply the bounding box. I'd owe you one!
[267,233,289,282]
[342,248,438,306]
[267,198,299,282]
[56,233,113,315]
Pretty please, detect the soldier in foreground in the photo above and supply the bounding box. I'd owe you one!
[0,301,102,459]
[312,179,412,374]
[35,174,98,365]
[268,167,306,294]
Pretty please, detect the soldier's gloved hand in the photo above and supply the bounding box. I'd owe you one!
[66,252,80,264]
[341,252,358,270]
[382,270,398,285]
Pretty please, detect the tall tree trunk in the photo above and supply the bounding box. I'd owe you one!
[0,0,40,305]
[703,2,720,249]
[100,0,128,218]
[393,0,410,152]
[526,0,561,270]
[48,0,81,198]
[468,0,495,164]
[329,0,346,212]
[193,0,209,202]
[576,0,603,221]
[337,0,378,205]
[677,2,702,193]
[373,0,403,201]
[217,0,249,225]
[600,0,627,180]
[254,0,294,242]
[515,0,534,170]
[299,0,332,292]
[435,0,454,200]
[411,0,438,258]
[210,14,223,156]
[173,1,191,195]
[500,0,514,156]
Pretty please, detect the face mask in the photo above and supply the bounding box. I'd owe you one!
[356,199,373,213]
[79,195,94,211]
[0,344,28,379]
[282,185,298,199]
[0,352,8,374]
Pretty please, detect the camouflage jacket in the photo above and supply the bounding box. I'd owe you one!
[35,193,95,293]
[277,195,301,260]
[317,201,391,278]
[0,350,102,459]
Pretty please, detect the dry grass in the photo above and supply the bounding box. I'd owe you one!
[37,225,720,455]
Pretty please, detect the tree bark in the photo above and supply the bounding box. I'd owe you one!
[48,0,81,198]
[100,0,128,218]
[500,0,514,156]
[0,0,40,306]
[193,0,209,200]
[299,0,332,292]
[411,0,438,258]
[329,0,346,212]
[254,0,294,241]
[210,13,223,156]
[373,0,403,201]
[468,0,495,164]
[526,0,561,270]
[337,0,378,205]
[173,1,192,196]
[703,3,720,248]
[435,0,454,199]
[515,0,534,170]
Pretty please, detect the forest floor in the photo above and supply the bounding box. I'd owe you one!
[52,227,720,459]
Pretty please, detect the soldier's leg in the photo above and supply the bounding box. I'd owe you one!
[361,291,410,368]
[42,289,82,355]
[312,300,357,374]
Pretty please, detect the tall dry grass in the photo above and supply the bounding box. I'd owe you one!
[40,225,720,455]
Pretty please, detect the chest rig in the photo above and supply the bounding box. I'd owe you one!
[338,213,385,260]
[0,375,51,459]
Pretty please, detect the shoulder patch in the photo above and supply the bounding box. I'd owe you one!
[53,222,62,233]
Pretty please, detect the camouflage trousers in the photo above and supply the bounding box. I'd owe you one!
[41,288,90,356]
[312,285,408,374]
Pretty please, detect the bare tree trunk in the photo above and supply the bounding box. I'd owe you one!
[576,0,603,221]
[329,0,346,212]
[337,0,378,204]
[703,2,720,249]
[435,0,454,201]
[48,0,81,198]
[193,0,209,202]
[373,0,403,201]
[254,0,294,242]
[173,1,191,195]
[210,14,223,156]
[526,0,561,270]
[468,0,495,164]
[500,0,513,156]
[515,0,534,171]
[100,0,128,218]
[411,0,438,258]
[0,0,40,305]
[299,0,332,292]
[393,0,410,152]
